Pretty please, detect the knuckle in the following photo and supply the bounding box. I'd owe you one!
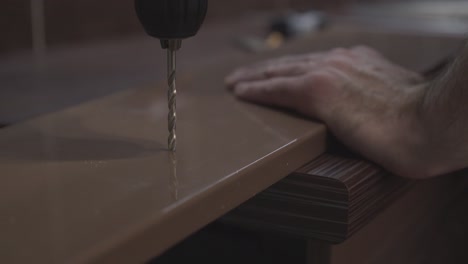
[264,65,279,77]
[288,77,304,89]
[264,83,278,93]
[323,55,351,68]
[304,70,335,86]
[289,63,308,74]
[352,45,379,55]
[330,47,351,56]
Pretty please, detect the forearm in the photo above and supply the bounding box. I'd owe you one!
[417,42,468,175]
[422,43,468,128]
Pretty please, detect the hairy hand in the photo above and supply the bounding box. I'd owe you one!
[226,46,433,178]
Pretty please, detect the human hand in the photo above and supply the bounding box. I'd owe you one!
[226,46,433,178]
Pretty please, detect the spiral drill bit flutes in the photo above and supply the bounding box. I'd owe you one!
[135,0,207,152]
[165,40,181,151]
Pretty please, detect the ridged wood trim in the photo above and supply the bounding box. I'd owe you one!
[223,154,411,243]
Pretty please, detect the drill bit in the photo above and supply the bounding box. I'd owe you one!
[135,0,208,151]
[169,152,178,201]
[164,40,181,152]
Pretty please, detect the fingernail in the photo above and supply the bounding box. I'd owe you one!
[234,84,248,96]
[225,76,234,86]
[225,73,239,86]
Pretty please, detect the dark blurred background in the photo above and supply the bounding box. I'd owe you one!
[2,0,468,125]
[1,0,444,56]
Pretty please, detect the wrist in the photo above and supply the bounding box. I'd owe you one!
[401,82,467,178]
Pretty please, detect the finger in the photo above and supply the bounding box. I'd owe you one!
[350,45,382,57]
[225,53,324,87]
[233,77,302,109]
[225,61,312,88]
[350,45,387,64]
[226,49,356,88]
[258,53,324,67]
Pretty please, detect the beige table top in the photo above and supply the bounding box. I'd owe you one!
[0,56,326,263]
[1,26,463,264]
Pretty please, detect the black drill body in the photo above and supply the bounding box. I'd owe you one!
[135,0,208,45]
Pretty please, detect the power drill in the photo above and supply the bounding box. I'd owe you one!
[135,0,208,152]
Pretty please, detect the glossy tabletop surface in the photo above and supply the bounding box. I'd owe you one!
[0,57,326,263]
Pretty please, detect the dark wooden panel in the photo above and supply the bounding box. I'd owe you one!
[223,154,411,243]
